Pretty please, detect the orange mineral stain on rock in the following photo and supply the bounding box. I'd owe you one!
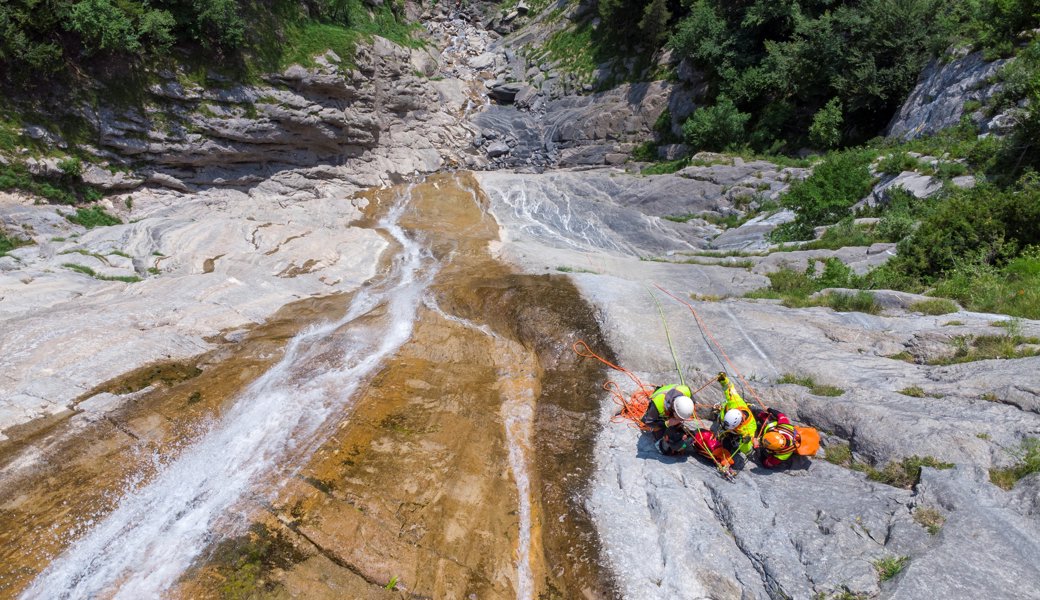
[0,174,616,600]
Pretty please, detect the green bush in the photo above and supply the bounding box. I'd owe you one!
[775,150,875,240]
[682,96,749,151]
[809,98,844,149]
[57,157,83,178]
[877,151,921,175]
[631,142,658,162]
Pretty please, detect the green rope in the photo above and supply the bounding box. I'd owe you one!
[648,287,686,387]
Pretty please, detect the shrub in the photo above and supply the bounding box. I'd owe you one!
[57,157,83,178]
[682,96,749,151]
[0,229,31,256]
[877,151,921,175]
[809,98,843,149]
[777,150,875,239]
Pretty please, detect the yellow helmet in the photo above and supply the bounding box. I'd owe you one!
[762,431,795,453]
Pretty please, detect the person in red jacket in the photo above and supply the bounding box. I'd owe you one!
[752,407,819,468]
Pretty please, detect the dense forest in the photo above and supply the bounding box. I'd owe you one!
[0,0,417,81]
[591,0,1039,150]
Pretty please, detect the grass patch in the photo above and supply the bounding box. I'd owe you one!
[824,443,852,466]
[929,253,1040,320]
[0,229,32,256]
[874,555,909,582]
[899,386,926,398]
[929,333,1040,365]
[863,456,954,489]
[876,151,923,175]
[556,266,598,274]
[66,206,121,229]
[642,158,690,175]
[913,507,945,535]
[791,219,882,251]
[821,290,881,314]
[63,263,141,283]
[0,161,103,204]
[886,351,916,363]
[910,298,959,315]
[776,373,844,396]
[745,259,878,313]
[989,438,1040,490]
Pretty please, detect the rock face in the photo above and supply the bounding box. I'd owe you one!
[477,168,1040,600]
[55,37,474,190]
[0,186,384,437]
[472,80,697,168]
[888,50,1008,140]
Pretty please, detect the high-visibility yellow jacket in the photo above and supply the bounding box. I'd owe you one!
[718,378,756,454]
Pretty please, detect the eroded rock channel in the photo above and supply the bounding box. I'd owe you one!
[0,173,616,599]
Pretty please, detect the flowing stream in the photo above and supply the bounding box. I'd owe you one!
[2,174,615,600]
[20,186,436,600]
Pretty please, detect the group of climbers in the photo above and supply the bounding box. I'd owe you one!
[643,372,819,473]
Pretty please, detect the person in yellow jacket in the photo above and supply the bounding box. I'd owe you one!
[715,372,758,460]
[641,383,696,456]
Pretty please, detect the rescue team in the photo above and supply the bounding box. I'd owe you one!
[642,372,820,474]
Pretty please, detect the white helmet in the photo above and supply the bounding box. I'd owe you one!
[673,396,694,420]
[723,408,744,430]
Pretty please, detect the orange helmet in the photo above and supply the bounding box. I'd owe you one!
[762,430,796,453]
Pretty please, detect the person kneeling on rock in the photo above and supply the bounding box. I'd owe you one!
[715,372,758,466]
[753,407,820,468]
[641,384,696,455]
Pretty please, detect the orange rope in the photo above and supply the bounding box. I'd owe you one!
[653,284,769,410]
[573,341,735,479]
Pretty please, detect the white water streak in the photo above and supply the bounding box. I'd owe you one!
[23,186,435,600]
[501,380,535,600]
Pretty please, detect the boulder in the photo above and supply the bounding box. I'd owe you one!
[486,141,511,158]
[489,81,526,103]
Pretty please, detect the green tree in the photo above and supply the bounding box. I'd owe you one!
[69,0,140,53]
[639,0,672,46]
[809,97,844,148]
[681,95,749,151]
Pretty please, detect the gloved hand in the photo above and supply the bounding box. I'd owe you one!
[717,371,728,382]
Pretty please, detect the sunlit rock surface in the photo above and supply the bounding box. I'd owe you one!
[477,168,1040,600]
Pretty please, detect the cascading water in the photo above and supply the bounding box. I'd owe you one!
[20,186,436,600]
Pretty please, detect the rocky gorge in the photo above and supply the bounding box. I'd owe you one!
[1,2,1039,599]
